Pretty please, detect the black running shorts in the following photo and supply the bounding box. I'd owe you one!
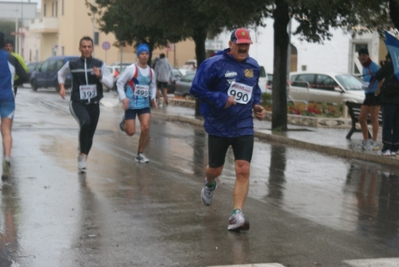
[208,135,254,168]
[362,93,381,106]
[125,107,150,120]
[157,81,168,90]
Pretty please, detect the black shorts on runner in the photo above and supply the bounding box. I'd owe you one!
[362,93,381,106]
[208,135,254,168]
[157,81,168,90]
[125,107,151,120]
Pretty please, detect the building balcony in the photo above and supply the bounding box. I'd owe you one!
[29,17,59,33]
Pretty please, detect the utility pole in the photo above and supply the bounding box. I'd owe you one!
[15,9,19,54]
[287,17,292,81]
[120,42,124,71]
[20,0,23,55]
[174,44,177,67]
[92,0,95,56]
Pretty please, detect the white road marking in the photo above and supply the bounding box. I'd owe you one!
[343,258,399,267]
[208,264,285,267]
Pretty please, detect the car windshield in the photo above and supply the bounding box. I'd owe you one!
[28,64,38,71]
[118,67,127,73]
[181,73,196,82]
[335,74,363,91]
[267,74,273,84]
[173,69,182,76]
[108,66,127,73]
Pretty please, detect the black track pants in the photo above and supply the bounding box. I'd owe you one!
[69,101,100,155]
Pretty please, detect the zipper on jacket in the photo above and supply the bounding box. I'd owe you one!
[84,58,89,85]
[84,58,90,103]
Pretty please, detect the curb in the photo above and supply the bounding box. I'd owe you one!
[151,111,399,167]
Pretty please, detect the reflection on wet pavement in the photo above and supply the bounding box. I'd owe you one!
[251,143,399,250]
[1,89,398,266]
[0,183,18,266]
[347,165,399,249]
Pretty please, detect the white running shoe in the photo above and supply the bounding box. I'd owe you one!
[361,140,370,150]
[78,154,87,173]
[369,140,380,151]
[378,149,391,156]
[227,209,250,231]
[135,153,149,163]
[201,179,217,206]
[1,159,11,181]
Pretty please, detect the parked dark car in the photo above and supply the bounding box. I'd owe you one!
[26,62,42,83]
[263,73,274,94]
[166,69,184,94]
[30,56,79,92]
[174,72,196,99]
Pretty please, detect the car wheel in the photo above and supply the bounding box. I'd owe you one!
[31,80,38,91]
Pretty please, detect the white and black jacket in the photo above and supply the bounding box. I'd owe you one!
[58,56,113,104]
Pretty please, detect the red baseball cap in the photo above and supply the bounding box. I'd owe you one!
[230,28,253,44]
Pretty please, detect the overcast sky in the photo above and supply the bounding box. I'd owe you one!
[0,0,41,8]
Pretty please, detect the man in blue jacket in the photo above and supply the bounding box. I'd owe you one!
[190,28,265,231]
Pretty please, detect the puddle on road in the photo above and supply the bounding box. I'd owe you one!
[214,139,399,243]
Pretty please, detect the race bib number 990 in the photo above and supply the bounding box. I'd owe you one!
[134,85,150,98]
[79,84,97,100]
[227,81,253,104]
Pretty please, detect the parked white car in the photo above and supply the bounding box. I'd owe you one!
[288,72,365,104]
[106,64,128,91]
[258,66,267,94]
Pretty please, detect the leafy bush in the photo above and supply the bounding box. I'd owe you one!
[287,102,341,117]
[265,99,342,117]
[261,93,272,104]
[261,93,272,110]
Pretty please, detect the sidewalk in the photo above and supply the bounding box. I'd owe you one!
[101,93,399,167]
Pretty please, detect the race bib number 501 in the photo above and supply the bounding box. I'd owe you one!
[227,81,253,104]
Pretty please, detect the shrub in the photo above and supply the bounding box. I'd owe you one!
[261,93,273,110]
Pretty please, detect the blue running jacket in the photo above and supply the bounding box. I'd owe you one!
[190,48,261,137]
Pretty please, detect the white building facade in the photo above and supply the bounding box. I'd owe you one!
[211,18,386,78]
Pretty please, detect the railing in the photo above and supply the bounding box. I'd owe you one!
[29,17,59,32]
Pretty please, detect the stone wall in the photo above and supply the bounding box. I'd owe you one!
[169,98,353,129]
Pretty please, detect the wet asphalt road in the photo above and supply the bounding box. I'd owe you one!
[0,88,398,267]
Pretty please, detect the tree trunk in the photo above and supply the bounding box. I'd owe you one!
[192,28,207,116]
[389,0,399,30]
[148,40,155,66]
[272,0,290,131]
